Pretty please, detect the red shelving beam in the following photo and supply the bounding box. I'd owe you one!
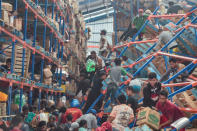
[54,0,69,36]
[0,76,55,92]
[188,24,197,28]
[23,0,65,44]
[0,26,62,68]
[112,39,158,51]
[162,82,192,88]
[148,14,185,19]
[122,53,155,68]
[157,51,196,61]
[148,8,197,19]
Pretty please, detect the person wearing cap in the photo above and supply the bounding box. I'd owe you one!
[61,99,82,123]
[133,9,149,40]
[83,70,107,113]
[76,109,97,131]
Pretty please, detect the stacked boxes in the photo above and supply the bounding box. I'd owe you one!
[1,2,22,31]
[137,107,160,130]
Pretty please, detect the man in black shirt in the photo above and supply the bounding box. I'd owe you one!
[76,73,90,96]
[83,70,107,113]
[143,72,161,108]
[126,86,138,115]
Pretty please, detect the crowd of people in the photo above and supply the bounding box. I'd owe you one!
[0,1,196,131]
[0,55,189,131]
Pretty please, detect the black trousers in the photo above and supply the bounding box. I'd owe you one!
[82,91,103,113]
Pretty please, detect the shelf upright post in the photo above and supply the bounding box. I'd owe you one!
[59,15,62,32]
[35,0,38,5]
[22,5,28,77]
[19,84,23,113]
[11,39,15,73]
[43,25,46,49]
[40,56,44,82]
[29,86,33,105]
[7,82,13,116]
[59,44,63,87]
[45,0,48,16]
[136,0,139,15]
[49,31,53,53]
[14,0,18,11]
[57,42,60,59]
[56,11,58,22]
[46,90,49,102]
[8,37,15,116]
[66,12,69,24]
[38,89,41,111]
[62,19,65,35]
[50,90,53,100]
[54,92,57,104]
[53,37,57,52]
[0,0,2,19]
[41,23,47,82]
[113,1,118,49]
[31,15,38,80]
[52,0,55,19]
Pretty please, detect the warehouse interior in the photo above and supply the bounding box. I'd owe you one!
[0,0,197,131]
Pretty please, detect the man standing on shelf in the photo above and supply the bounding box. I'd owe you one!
[133,9,149,40]
[160,58,188,91]
[83,70,107,113]
[105,58,133,104]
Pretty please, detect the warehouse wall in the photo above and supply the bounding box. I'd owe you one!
[86,16,113,55]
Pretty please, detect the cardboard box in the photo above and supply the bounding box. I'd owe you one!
[2,2,13,12]
[1,10,9,24]
[137,107,160,130]
[14,18,22,30]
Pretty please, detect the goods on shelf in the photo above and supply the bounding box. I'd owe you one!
[14,18,22,31]
[1,10,9,24]
[137,107,160,130]
[2,2,13,12]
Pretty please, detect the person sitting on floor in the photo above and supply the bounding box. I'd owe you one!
[143,72,161,108]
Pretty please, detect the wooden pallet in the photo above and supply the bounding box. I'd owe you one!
[14,46,30,77]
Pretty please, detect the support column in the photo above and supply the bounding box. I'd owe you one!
[19,84,23,112]
[38,89,41,111]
